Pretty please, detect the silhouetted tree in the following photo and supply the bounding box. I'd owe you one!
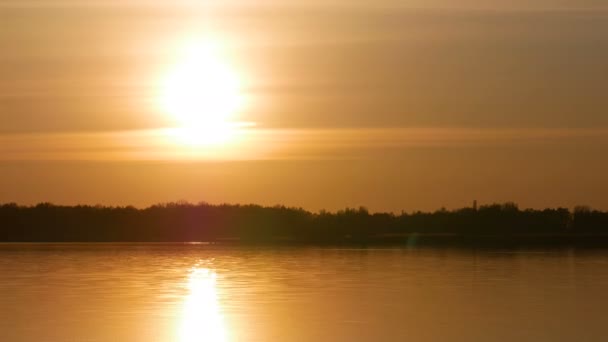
[1,202,608,245]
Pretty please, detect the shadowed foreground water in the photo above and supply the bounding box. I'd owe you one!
[1,244,608,341]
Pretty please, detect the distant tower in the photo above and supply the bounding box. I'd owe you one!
[473,200,478,211]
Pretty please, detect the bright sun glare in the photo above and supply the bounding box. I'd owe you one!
[162,41,246,146]
[179,267,227,342]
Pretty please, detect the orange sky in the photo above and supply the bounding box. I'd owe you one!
[1,1,608,211]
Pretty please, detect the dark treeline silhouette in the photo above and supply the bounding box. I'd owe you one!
[2,202,608,246]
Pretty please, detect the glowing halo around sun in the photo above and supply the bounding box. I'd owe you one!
[161,40,248,146]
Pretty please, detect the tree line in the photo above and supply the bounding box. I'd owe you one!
[1,202,608,245]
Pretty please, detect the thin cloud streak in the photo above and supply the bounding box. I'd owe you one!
[1,127,607,161]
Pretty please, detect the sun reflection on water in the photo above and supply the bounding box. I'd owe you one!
[179,267,228,342]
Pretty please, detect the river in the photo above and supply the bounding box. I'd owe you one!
[1,244,607,341]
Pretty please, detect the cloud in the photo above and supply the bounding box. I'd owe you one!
[2,127,607,161]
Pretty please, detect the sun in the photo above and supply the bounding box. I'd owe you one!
[161,41,245,146]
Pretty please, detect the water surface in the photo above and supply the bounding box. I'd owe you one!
[1,244,608,341]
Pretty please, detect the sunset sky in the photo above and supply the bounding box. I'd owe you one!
[1,0,607,212]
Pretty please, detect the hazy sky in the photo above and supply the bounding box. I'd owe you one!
[1,0,607,211]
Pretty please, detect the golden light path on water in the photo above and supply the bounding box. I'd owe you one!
[179,267,228,342]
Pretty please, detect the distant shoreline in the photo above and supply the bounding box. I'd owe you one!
[2,202,608,247]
